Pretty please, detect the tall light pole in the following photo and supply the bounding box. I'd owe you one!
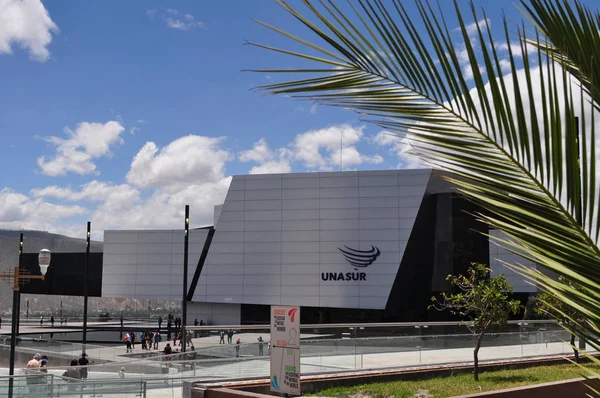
[575,117,586,351]
[7,244,51,398]
[182,205,189,353]
[14,237,22,340]
[83,221,91,355]
[8,234,23,398]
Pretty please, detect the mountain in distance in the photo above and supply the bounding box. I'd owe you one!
[0,230,180,318]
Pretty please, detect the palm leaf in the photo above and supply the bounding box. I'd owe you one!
[519,0,600,110]
[248,0,600,351]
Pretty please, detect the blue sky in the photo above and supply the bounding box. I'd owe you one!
[0,0,592,238]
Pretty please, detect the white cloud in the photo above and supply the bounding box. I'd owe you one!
[29,179,230,237]
[495,42,538,57]
[90,179,231,232]
[373,131,424,169]
[239,138,273,163]
[37,121,125,176]
[130,127,140,135]
[459,18,490,37]
[0,188,86,230]
[31,135,235,236]
[239,138,291,174]
[148,8,206,31]
[0,0,58,61]
[292,124,382,170]
[241,126,384,174]
[499,59,512,73]
[126,135,231,190]
[31,181,138,203]
[249,160,291,175]
[23,124,392,238]
[96,146,231,231]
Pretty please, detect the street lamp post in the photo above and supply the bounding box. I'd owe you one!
[6,242,51,398]
[82,221,91,355]
[182,205,189,353]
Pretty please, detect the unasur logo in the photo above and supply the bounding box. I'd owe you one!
[339,245,381,267]
[321,245,381,281]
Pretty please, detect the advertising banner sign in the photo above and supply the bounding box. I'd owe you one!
[270,306,300,395]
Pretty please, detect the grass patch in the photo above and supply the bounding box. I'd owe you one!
[312,363,600,398]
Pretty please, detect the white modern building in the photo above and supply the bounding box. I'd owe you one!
[102,169,536,325]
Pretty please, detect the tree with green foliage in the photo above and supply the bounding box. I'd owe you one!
[249,0,600,361]
[536,276,586,363]
[430,263,521,380]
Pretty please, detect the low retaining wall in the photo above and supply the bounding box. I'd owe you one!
[452,378,598,397]
[187,354,599,398]
[190,379,600,398]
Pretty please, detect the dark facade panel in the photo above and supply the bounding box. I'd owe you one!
[19,252,103,297]
[384,194,437,321]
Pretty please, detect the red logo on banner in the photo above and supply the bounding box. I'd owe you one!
[288,308,298,323]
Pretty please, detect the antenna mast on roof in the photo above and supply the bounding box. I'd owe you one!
[340,133,343,171]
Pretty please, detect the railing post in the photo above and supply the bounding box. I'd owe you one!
[143,380,147,398]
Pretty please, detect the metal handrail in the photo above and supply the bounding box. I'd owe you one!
[183,319,560,330]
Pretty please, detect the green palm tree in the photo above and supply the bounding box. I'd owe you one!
[248,0,600,351]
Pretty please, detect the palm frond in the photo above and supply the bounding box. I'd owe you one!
[520,0,600,109]
[249,0,600,349]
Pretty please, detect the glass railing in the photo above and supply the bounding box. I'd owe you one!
[0,320,587,396]
[34,320,581,380]
[0,373,147,397]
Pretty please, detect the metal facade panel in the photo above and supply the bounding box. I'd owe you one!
[489,229,537,293]
[195,169,432,309]
[102,229,209,301]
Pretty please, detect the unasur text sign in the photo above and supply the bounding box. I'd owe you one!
[270,306,301,395]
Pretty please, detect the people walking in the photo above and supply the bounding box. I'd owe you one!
[141,331,147,350]
[26,353,41,368]
[63,360,81,392]
[40,316,43,326]
[50,316,54,327]
[39,356,49,373]
[219,330,225,344]
[124,333,131,353]
[26,353,42,393]
[257,337,264,356]
[227,329,234,344]
[130,331,135,349]
[78,353,89,380]
[154,331,161,350]
[235,338,241,357]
